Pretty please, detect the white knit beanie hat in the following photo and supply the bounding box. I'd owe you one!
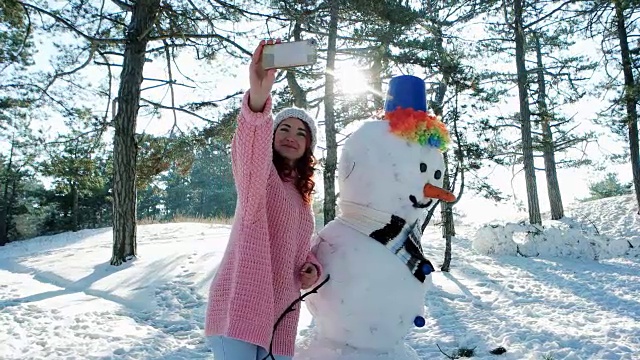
[273,107,317,151]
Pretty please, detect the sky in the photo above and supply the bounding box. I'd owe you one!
[6,1,634,223]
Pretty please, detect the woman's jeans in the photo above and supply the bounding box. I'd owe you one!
[206,335,292,360]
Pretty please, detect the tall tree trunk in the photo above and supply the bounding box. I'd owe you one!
[200,191,206,217]
[430,77,456,272]
[71,181,79,232]
[428,25,458,271]
[615,0,640,214]
[0,181,9,246]
[440,152,455,272]
[0,138,15,246]
[370,44,386,109]
[421,200,440,233]
[534,34,564,220]
[514,0,542,224]
[110,0,161,266]
[8,176,17,235]
[286,72,307,108]
[323,0,339,225]
[286,22,308,109]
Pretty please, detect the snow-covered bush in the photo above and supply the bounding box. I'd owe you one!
[472,223,519,256]
[472,217,635,260]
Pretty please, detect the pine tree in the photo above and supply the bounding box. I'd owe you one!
[189,141,236,218]
[40,115,108,232]
[17,0,258,265]
[0,116,38,245]
[481,0,588,224]
[323,0,340,224]
[0,0,35,131]
[513,0,542,225]
[266,1,432,223]
[159,139,236,220]
[137,184,163,221]
[366,0,503,271]
[0,140,19,246]
[533,32,565,220]
[586,172,633,200]
[529,26,597,220]
[267,0,348,223]
[581,0,640,214]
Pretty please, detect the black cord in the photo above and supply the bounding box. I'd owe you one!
[261,274,331,360]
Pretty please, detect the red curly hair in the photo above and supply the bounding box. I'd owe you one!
[272,123,316,205]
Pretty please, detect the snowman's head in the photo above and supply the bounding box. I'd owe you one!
[337,75,455,223]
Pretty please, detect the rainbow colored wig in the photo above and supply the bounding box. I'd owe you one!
[385,107,450,152]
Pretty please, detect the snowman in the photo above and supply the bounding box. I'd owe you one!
[295,75,456,360]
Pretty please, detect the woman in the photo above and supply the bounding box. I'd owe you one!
[204,39,322,360]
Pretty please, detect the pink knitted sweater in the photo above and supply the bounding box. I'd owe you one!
[205,91,322,357]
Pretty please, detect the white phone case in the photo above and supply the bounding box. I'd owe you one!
[262,39,318,69]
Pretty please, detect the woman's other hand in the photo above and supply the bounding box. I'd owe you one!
[299,262,319,290]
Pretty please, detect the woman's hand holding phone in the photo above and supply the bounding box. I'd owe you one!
[248,39,281,113]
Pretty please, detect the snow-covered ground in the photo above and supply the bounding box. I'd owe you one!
[1,195,639,359]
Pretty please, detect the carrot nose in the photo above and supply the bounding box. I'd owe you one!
[423,183,456,203]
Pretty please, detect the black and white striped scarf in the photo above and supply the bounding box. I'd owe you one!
[336,200,435,282]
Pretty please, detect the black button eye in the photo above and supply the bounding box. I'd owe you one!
[434,170,442,179]
[420,163,427,173]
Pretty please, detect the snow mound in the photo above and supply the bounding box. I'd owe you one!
[472,219,631,260]
[565,194,639,249]
[472,195,639,260]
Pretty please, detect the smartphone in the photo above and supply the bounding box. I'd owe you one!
[262,39,318,69]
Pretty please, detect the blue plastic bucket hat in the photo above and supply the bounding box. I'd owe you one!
[383,75,427,112]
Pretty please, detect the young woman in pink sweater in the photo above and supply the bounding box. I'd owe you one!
[204,39,323,360]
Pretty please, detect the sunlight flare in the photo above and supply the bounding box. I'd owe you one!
[327,62,382,97]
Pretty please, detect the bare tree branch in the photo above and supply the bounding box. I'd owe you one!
[101,51,124,57]
[96,50,113,125]
[208,0,288,20]
[147,33,252,56]
[163,40,181,138]
[449,91,465,206]
[95,0,108,36]
[4,83,76,116]
[140,78,195,91]
[44,45,96,92]
[0,4,32,76]
[140,98,214,123]
[524,0,576,30]
[436,344,458,360]
[94,61,123,67]
[19,1,127,44]
[203,90,244,104]
[111,0,132,11]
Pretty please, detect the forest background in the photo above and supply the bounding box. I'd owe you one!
[0,0,637,266]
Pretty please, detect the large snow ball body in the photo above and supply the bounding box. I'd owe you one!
[307,221,431,351]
